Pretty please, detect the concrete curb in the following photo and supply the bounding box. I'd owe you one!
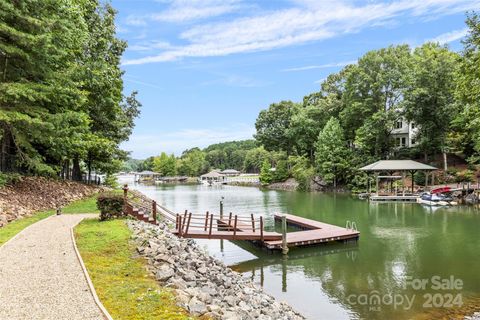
[71,216,114,320]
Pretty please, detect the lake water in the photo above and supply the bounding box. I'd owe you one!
[120,177,480,320]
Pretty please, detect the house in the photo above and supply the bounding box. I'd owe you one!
[391,117,418,148]
[199,171,226,185]
[220,169,240,177]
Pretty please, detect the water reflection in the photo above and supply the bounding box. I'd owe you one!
[119,177,480,320]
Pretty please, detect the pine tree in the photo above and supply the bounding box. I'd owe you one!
[315,117,351,188]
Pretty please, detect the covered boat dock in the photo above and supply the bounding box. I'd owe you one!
[359,160,437,201]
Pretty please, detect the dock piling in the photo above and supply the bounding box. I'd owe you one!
[281,215,289,255]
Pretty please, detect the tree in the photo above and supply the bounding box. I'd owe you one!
[272,159,289,182]
[255,101,299,154]
[0,0,140,178]
[243,147,270,173]
[403,43,459,161]
[341,45,412,157]
[177,148,207,176]
[259,159,273,185]
[0,0,89,174]
[153,152,176,176]
[453,12,480,164]
[315,118,351,188]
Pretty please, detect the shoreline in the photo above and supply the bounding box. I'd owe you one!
[128,219,305,320]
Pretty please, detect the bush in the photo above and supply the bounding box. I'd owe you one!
[455,169,475,183]
[96,192,124,221]
[104,174,118,188]
[0,172,22,188]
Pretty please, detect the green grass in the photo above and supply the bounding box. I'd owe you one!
[74,219,192,320]
[0,195,99,246]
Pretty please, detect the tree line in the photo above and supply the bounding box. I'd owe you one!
[0,0,140,182]
[253,12,480,190]
[123,140,279,177]
[126,12,480,191]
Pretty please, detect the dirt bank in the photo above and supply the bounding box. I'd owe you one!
[0,177,98,227]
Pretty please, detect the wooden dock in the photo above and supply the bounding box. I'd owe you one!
[370,195,418,202]
[122,185,360,252]
[262,214,360,250]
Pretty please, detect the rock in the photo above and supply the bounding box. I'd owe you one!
[224,295,237,307]
[128,219,305,320]
[188,297,208,316]
[155,264,174,281]
[175,289,190,307]
[222,311,242,320]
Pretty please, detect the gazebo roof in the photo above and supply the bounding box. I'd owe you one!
[221,169,240,174]
[137,170,157,175]
[201,171,225,178]
[359,160,437,171]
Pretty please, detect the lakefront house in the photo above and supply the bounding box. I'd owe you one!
[391,117,418,148]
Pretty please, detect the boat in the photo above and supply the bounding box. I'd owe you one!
[417,192,454,206]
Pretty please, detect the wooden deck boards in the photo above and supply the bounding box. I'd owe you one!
[264,213,360,249]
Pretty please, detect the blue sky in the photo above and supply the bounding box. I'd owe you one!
[114,0,479,159]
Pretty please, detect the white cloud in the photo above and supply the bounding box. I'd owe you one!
[129,40,175,52]
[282,60,356,72]
[121,124,255,157]
[428,27,469,44]
[151,0,243,22]
[123,0,480,66]
[125,15,147,26]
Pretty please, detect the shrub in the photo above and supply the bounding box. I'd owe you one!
[104,174,119,188]
[0,172,22,188]
[455,169,475,183]
[96,193,124,221]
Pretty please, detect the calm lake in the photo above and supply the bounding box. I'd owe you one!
[120,178,480,320]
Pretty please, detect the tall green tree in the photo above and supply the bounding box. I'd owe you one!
[153,152,176,176]
[255,101,299,154]
[342,45,412,157]
[259,159,273,184]
[315,118,351,188]
[243,147,270,173]
[403,43,459,161]
[177,148,207,176]
[0,0,89,174]
[453,12,480,163]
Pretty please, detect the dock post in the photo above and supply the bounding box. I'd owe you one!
[209,214,214,239]
[220,197,224,220]
[260,216,264,242]
[178,216,183,237]
[204,211,209,231]
[281,215,289,255]
[152,200,157,223]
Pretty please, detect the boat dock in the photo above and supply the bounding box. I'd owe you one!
[369,195,418,202]
[122,185,360,252]
[263,214,360,250]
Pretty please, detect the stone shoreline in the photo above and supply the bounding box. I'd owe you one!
[128,220,305,320]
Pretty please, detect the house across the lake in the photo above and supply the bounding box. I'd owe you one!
[199,171,226,185]
[391,117,418,148]
[220,169,240,176]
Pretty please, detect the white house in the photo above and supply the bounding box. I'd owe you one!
[391,117,418,148]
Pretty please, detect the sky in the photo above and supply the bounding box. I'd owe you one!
[114,0,480,159]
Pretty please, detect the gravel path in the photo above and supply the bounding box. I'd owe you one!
[0,214,105,320]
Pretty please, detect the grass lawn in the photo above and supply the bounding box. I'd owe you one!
[74,219,193,320]
[0,195,99,246]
